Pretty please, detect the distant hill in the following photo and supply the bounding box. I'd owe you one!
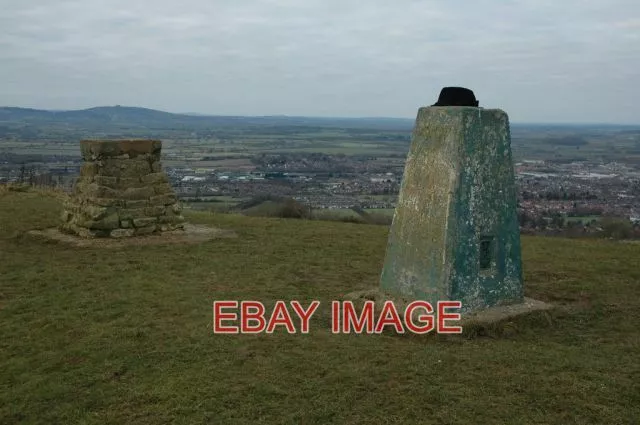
[4,105,636,148]
[0,105,416,131]
[3,105,637,135]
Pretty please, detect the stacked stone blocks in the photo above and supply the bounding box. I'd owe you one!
[61,139,185,238]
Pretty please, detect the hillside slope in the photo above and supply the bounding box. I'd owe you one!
[0,106,415,131]
[1,189,639,424]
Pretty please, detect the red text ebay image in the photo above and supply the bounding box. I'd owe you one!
[213,300,463,334]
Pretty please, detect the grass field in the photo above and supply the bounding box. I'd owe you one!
[565,215,600,224]
[1,189,639,424]
[363,208,395,216]
[184,196,248,212]
[311,208,361,218]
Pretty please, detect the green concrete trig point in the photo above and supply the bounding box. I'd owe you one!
[380,88,524,314]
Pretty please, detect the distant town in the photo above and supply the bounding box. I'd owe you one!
[3,153,639,235]
[1,106,639,237]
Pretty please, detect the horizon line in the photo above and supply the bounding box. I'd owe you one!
[1,104,639,127]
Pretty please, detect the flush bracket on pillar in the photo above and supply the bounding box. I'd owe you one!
[479,235,496,273]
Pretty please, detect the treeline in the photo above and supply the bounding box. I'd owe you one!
[10,164,63,187]
[0,152,79,164]
[518,210,640,239]
[521,190,598,201]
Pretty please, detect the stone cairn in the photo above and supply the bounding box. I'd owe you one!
[61,139,185,238]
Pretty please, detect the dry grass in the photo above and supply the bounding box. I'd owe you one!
[0,183,68,200]
[1,191,639,424]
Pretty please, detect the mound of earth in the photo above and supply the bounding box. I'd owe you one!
[236,195,310,219]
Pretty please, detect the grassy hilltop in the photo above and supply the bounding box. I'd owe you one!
[0,188,639,424]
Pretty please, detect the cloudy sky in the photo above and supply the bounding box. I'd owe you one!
[1,0,639,123]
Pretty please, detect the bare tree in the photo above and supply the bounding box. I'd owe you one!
[19,163,26,183]
[28,166,35,186]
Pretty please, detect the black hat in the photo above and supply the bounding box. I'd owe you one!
[432,87,479,107]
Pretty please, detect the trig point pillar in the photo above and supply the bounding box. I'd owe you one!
[380,87,523,314]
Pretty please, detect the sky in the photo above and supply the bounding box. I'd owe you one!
[1,0,639,123]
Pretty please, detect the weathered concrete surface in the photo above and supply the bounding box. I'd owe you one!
[80,139,162,160]
[343,289,552,329]
[61,139,185,238]
[380,107,523,314]
[461,297,552,325]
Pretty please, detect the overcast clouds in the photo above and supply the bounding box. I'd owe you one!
[1,0,639,123]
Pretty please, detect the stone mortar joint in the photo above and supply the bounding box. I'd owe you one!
[60,139,185,238]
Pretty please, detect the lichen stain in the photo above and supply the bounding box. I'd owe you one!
[381,107,523,313]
